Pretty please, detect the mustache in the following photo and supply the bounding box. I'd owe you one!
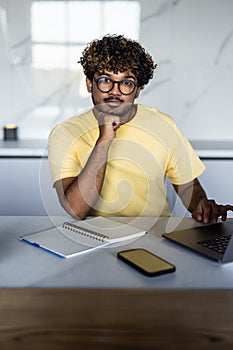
[104,97,124,103]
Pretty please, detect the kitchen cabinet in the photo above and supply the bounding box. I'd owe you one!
[1,140,232,217]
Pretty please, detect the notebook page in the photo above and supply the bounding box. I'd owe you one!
[67,216,147,243]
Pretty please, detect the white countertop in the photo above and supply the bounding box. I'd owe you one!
[0,139,233,158]
[190,140,233,158]
[0,139,48,157]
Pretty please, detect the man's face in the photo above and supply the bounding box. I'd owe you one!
[86,70,142,117]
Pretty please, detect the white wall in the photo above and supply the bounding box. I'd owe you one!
[0,0,232,141]
[138,0,233,140]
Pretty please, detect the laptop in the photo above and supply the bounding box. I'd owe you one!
[162,221,233,263]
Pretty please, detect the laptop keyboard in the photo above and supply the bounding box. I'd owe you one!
[198,234,231,254]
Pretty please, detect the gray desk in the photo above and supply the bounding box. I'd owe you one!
[1,216,233,288]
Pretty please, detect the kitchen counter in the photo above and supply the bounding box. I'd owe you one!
[190,140,233,159]
[0,139,233,158]
[0,139,48,157]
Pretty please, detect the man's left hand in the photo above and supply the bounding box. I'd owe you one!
[192,198,233,224]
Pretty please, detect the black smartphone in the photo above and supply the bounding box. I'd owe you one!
[117,248,176,277]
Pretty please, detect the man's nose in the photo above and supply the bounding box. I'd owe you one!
[110,81,121,94]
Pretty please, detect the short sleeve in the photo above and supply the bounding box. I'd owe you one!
[48,125,81,186]
[166,123,205,185]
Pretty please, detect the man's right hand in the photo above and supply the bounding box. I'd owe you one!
[96,113,121,142]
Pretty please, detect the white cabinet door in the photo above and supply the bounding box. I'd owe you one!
[0,158,67,216]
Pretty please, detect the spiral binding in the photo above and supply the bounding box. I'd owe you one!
[62,222,109,242]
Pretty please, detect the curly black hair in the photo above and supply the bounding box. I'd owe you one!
[78,34,157,87]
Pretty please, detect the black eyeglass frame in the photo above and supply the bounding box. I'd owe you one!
[93,77,139,95]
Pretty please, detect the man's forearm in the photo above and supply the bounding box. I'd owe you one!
[187,179,207,213]
[174,178,207,214]
[175,178,233,223]
[60,114,120,219]
[65,139,112,219]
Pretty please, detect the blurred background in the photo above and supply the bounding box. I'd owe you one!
[0,0,232,216]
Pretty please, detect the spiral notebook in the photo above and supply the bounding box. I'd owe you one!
[19,216,147,258]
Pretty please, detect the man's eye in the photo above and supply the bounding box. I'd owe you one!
[122,80,134,86]
[99,77,111,84]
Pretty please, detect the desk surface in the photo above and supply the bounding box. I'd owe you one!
[1,288,233,349]
[1,216,233,288]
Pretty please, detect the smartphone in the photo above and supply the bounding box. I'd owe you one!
[117,248,176,277]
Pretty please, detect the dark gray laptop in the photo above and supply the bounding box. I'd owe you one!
[162,221,233,263]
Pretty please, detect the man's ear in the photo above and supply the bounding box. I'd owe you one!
[86,77,93,93]
[135,86,144,99]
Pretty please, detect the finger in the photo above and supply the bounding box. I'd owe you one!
[221,209,227,221]
[193,203,204,222]
[97,113,118,126]
[112,120,121,130]
[209,203,220,224]
[219,205,233,222]
[225,205,233,212]
[221,205,233,221]
[202,204,211,224]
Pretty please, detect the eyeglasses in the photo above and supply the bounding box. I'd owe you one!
[93,77,138,95]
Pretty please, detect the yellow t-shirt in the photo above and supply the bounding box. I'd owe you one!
[48,104,205,217]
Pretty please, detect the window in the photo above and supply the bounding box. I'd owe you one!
[31,0,141,69]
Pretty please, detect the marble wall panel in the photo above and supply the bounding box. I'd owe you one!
[139,0,233,140]
[0,0,232,141]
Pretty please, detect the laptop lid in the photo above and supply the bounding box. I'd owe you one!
[162,221,233,263]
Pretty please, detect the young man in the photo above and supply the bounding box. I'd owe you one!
[48,34,233,222]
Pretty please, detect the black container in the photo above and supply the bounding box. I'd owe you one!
[3,124,18,141]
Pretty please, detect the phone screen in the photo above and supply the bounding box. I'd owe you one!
[117,249,176,277]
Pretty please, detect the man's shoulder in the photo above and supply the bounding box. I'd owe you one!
[58,109,94,128]
[137,104,176,126]
[49,109,95,138]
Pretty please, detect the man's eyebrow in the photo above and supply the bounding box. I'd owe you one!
[124,75,137,81]
[100,72,111,77]
[99,72,137,80]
